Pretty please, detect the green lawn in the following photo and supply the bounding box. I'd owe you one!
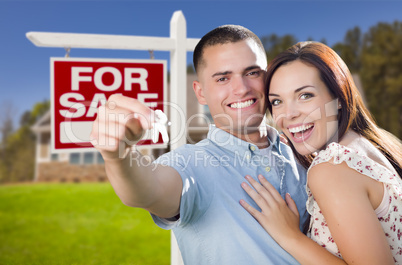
[0,183,170,265]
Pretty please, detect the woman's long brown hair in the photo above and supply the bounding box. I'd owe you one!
[265,41,402,178]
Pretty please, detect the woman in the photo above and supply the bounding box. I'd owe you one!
[240,41,402,264]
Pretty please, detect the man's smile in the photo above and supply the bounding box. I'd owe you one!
[228,99,256,109]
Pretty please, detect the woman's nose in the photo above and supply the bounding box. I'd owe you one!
[272,103,300,124]
[285,104,300,120]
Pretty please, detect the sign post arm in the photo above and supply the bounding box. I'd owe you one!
[26,31,199,51]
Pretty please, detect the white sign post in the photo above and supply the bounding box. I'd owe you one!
[27,10,200,265]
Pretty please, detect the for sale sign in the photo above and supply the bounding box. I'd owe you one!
[51,58,167,153]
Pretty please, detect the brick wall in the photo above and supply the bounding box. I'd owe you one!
[37,162,107,182]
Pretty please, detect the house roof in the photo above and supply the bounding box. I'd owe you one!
[31,110,50,133]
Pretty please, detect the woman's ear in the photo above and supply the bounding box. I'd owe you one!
[193,80,207,105]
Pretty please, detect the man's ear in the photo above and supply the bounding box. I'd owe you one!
[193,80,207,105]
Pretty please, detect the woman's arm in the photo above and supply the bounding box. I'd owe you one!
[240,161,394,265]
[307,161,394,264]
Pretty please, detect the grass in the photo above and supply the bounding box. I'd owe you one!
[0,183,170,265]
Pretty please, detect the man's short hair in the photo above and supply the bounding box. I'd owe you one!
[193,25,265,74]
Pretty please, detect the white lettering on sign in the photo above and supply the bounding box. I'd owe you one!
[59,92,158,118]
[61,66,158,119]
[125,68,148,91]
[59,92,159,118]
[71,67,92,91]
[71,67,149,91]
[86,93,108,117]
[94,67,122,91]
[59,93,86,118]
[138,93,158,108]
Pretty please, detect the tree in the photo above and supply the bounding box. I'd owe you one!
[261,34,298,62]
[306,37,328,45]
[0,102,15,146]
[0,100,50,183]
[0,102,16,182]
[360,21,402,139]
[333,26,362,73]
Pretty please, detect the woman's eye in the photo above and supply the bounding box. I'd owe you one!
[300,93,313,100]
[271,99,282,106]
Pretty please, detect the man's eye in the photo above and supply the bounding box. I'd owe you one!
[271,99,282,106]
[247,70,261,77]
[217,77,228,82]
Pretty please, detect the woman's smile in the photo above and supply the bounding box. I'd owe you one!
[287,123,315,143]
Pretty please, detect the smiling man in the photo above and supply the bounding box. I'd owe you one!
[193,37,268,145]
[91,25,308,265]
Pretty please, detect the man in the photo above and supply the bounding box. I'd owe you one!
[91,25,308,264]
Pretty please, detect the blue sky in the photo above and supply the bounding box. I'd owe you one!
[1,0,401,127]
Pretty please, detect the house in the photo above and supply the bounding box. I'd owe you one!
[31,73,210,182]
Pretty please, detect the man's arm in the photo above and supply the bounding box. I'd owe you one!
[90,94,183,218]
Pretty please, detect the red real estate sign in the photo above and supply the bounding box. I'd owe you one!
[51,58,167,152]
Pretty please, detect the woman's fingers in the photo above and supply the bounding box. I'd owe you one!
[241,181,268,210]
[239,199,262,220]
[257,175,284,202]
[244,175,281,204]
[240,175,302,246]
[241,175,295,214]
[285,193,300,218]
[241,175,279,216]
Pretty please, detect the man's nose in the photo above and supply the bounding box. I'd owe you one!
[232,76,249,95]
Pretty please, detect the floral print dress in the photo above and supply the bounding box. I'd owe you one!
[306,142,402,264]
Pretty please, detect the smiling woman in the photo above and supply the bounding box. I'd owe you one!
[268,60,340,155]
[240,41,402,265]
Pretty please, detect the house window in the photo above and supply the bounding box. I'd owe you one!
[83,152,94,164]
[50,153,59,161]
[68,152,104,165]
[69,153,81,164]
[96,153,104,164]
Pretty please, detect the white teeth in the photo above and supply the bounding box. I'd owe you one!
[289,124,313,133]
[230,99,254,109]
